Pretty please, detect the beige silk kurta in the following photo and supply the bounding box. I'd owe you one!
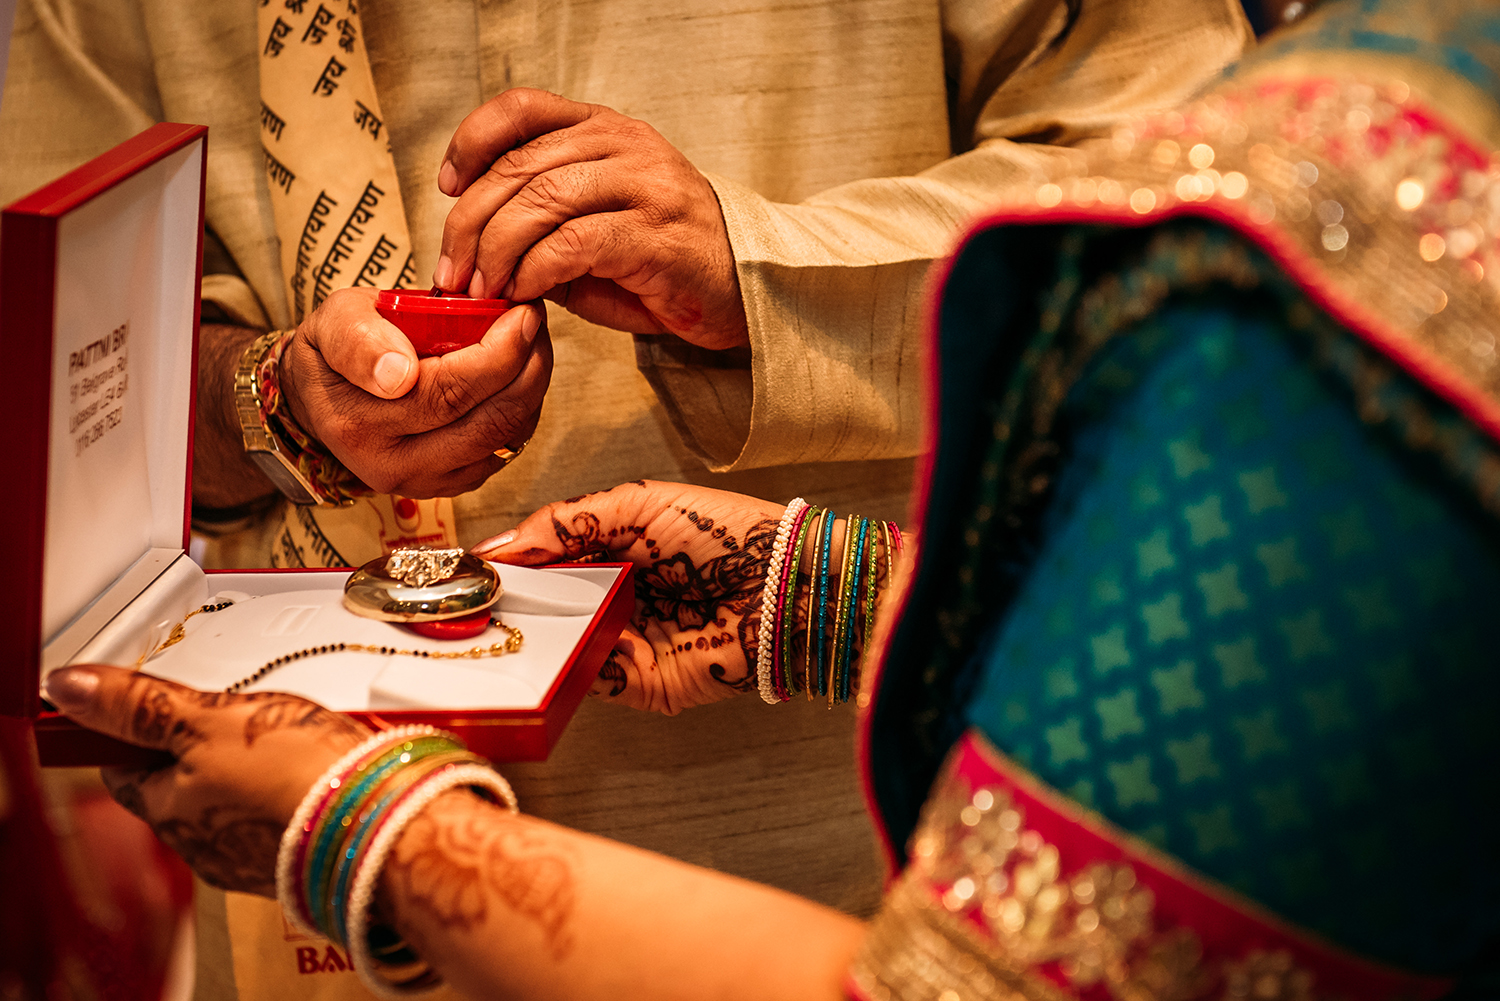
[2,3,1249,1000]
[1,0,1249,541]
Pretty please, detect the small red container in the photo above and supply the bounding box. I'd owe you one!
[375,289,513,357]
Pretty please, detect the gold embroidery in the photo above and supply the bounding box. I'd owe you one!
[1027,75,1500,428]
[850,764,1321,1001]
[1222,951,1316,1001]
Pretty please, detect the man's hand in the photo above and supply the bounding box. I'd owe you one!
[474,481,784,714]
[433,89,749,351]
[279,288,552,499]
[43,666,370,897]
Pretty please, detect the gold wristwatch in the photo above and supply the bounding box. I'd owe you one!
[234,331,325,506]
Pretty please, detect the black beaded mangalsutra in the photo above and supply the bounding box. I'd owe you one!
[222,627,524,693]
[134,599,524,693]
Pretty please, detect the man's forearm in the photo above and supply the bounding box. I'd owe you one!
[193,323,278,510]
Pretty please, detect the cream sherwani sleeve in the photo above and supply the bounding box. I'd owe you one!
[639,0,1252,472]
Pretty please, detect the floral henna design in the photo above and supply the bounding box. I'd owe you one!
[388,800,576,959]
[124,675,209,752]
[636,553,718,629]
[242,696,367,747]
[592,652,629,698]
[152,806,284,894]
[550,510,604,557]
[102,768,153,819]
[632,517,777,693]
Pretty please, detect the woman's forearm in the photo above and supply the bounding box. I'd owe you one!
[379,791,867,1001]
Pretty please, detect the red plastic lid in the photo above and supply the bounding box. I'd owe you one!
[375,289,513,314]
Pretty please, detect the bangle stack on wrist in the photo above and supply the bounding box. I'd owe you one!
[756,500,903,705]
[276,726,517,997]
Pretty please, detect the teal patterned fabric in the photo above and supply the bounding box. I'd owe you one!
[963,295,1500,973]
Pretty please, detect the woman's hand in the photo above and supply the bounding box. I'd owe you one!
[474,480,784,714]
[43,666,370,897]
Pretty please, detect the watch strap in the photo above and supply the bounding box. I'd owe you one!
[235,331,370,507]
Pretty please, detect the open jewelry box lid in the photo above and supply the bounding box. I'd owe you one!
[1,124,633,766]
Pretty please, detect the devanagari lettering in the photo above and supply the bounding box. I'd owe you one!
[264,148,296,193]
[311,180,385,310]
[394,252,418,290]
[312,55,346,95]
[264,16,292,57]
[260,101,287,141]
[352,100,383,140]
[302,3,334,44]
[336,17,357,53]
[293,190,339,322]
[353,234,400,287]
[285,0,307,12]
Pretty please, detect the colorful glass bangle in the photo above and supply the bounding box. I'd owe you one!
[324,749,474,944]
[770,503,813,700]
[757,497,807,703]
[802,509,826,699]
[814,509,837,699]
[277,726,518,998]
[778,504,819,699]
[829,515,863,705]
[840,516,872,704]
[277,726,459,937]
[860,519,882,697]
[346,762,518,998]
[305,736,462,939]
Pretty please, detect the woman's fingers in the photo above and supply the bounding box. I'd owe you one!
[45,665,222,758]
[474,479,663,563]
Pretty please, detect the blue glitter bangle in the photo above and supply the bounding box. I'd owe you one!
[306,736,458,937]
[814,509,837,699]
[326,749,472,946]
[839,516,872,703]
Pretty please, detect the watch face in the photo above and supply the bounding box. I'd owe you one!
[246,449,318,506]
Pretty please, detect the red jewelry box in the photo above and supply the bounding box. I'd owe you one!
[0,123,632,767]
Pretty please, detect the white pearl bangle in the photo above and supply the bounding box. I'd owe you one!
[757,498,807,703]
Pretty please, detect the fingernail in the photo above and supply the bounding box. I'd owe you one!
[438,160,458,196]
[45,667,99,712]
[373,352,411,396]
[468,269,486,299]
[433,255,454,290]
[473,531,515,556]
[500,276,517,300]
[519,306,540,345]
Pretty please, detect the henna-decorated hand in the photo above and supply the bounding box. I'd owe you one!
[473,481,784,714]
[43,666,370,896]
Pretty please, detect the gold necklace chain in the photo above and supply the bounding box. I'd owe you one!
[136,600,236,667]
[134,600,525,693]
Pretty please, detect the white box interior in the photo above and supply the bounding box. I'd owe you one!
[41,141,200,653]
[48,560,622,712]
